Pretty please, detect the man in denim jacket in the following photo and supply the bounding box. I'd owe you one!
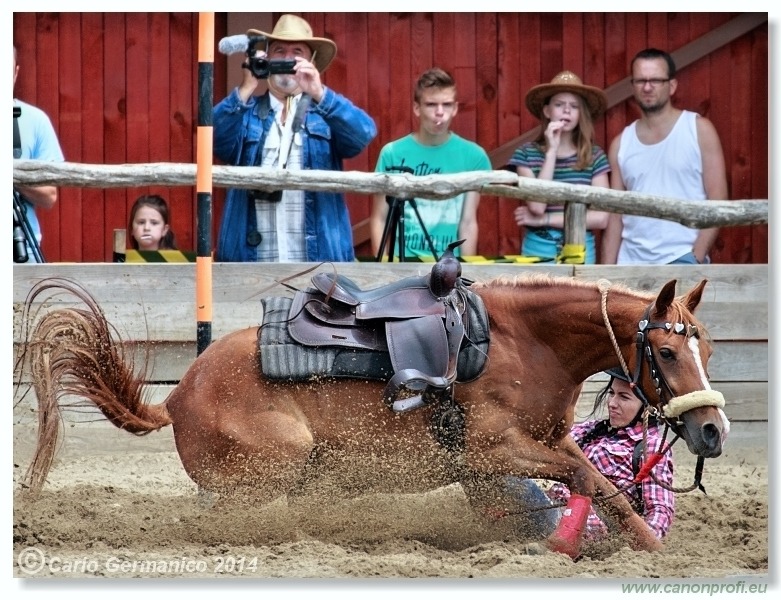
[214,14,376,262]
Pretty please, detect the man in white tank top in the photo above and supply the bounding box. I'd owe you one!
[601,48,728,265]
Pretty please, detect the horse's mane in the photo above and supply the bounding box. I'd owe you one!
[471,273,708,338]
[472,272,650,298]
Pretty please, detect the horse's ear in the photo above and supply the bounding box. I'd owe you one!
[652,280,678,318]
[681,279,708,313]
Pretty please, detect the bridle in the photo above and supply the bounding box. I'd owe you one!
[598,280,725,495]
[487,281,728,522]
[625,304,697,421]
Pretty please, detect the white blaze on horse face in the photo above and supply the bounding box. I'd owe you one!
[687,336,711,390]
[718,408,731,442]
[688,335,730,444]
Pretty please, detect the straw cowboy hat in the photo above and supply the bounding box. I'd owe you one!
[247,14,337,73]
[525,71,607,120]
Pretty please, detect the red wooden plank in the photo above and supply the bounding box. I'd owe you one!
[497,13,521,146]
[149,13,171,164]
[147,13,175,249]
[13,14,37,103]
[539,13,563,82]
[432,12,455,78]
[647,13,668,52]
[583,12,606,148]
[476,13,500,256]
[126,12,152,238]
[58,13,84,262]
[80,13,107,261]
[451,14,477,143]
[722,35,754,264]
[749,24,768,263]
[705,16,734,265]
[366,12,392,172]
[10,13,770,264]
[410,13,433,96]
[388,14,413,143]
[605,11,632,141]
[667,14,695,113]
[168,14,196,254]
[562,12,585,78]
[34,13,62,261]
[518,14,541,135]
[102,13,128,261]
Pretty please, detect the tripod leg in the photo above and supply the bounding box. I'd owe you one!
[376,197,400,262]
[408,199,439,261]
[14,192,45,263]
[398,206,405,262]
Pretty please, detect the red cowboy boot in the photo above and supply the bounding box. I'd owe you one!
[546,493,591,559]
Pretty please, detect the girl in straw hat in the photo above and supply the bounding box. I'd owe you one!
[508,71,610,263]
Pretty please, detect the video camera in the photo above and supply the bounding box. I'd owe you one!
[244,36,297,79]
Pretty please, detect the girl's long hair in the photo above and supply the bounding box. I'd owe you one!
[535,92,595,170]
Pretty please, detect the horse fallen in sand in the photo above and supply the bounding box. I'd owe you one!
[16,264,728,559]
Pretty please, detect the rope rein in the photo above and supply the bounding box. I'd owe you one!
[598,279,631,380]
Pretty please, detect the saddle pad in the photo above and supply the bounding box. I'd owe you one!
[258,289,490,383]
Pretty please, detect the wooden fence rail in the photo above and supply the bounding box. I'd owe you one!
[13,160,769,229]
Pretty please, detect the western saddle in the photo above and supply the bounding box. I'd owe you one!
[286,242,469,412]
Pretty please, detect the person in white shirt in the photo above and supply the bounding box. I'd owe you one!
[601,48,728,265]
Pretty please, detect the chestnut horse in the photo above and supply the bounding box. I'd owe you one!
[17,274,728,559]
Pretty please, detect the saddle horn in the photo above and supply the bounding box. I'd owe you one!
[430,239,464,298]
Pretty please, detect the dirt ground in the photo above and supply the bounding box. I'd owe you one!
[11,420,770,590]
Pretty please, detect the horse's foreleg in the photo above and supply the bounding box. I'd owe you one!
[558,436,663,552]
[464,430,600,559]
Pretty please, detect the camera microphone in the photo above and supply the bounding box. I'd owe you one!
[218,34,251,56]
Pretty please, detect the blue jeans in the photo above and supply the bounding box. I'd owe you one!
[669,251,699,265]
[503,476,560,539]
[669,251,711,265]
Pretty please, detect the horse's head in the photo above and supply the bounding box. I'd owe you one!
[635,279,729,458]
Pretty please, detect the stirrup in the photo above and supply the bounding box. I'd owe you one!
[383,368,451,413]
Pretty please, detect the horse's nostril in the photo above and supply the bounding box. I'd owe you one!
[702,422,721,449]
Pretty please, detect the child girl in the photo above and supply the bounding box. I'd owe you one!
[128,195,177,251]
[509,71,610,263]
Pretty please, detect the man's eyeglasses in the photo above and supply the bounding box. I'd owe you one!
[630,78,671,88]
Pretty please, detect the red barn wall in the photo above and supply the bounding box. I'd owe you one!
[13,12,768,263]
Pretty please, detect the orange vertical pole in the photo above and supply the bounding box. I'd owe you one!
[196,12,214,355]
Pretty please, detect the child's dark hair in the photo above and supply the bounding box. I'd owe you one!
[128,195,177,250]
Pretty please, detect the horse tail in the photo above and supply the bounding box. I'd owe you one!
[15,277,173,496]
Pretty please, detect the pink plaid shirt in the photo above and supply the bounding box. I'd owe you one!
[549,419,676,540]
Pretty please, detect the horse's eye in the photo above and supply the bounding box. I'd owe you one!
[659,348,674,360]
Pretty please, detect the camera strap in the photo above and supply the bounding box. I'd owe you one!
[279,93,310,170]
